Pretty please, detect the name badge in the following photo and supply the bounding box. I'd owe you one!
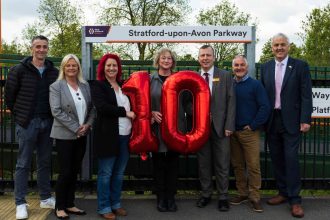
[213,78,220,82]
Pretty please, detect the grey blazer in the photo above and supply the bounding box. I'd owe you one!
[49,79,96,140]
[209,67,236,138]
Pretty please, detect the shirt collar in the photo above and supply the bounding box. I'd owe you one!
[234,73,249,83]
[201,66,214,76]
[275,56,289,66]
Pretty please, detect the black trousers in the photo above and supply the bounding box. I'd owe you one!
[152,151,179,200]
[55,137,86,210]
[268,110,302,204]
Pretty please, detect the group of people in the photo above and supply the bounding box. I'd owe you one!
[5,36,135,220]
[192,33,312,219]
[193,33,312,219]
[4,32,312,220]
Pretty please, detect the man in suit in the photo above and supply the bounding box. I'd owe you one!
[5,35,58,219]
[260,33,313,218]
[196,45,236,211]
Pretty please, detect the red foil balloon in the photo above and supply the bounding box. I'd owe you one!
[122,71,158,154]
[161,71,210,154]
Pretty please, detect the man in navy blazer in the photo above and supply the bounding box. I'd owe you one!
[260,33,313,218]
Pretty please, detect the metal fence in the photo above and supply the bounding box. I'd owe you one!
[1,55,330,193]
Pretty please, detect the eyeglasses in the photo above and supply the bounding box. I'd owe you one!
[76,92,81,100]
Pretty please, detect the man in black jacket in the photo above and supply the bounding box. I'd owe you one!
[5,35,58,220]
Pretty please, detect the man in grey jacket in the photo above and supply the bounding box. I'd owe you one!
[195,45,236,212]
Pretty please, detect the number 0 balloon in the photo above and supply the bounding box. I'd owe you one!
[161,71,210,154]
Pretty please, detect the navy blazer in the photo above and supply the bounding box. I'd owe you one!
[260,57,313,134]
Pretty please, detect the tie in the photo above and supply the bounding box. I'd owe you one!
[203,72,209,84]
[275,62,283,109]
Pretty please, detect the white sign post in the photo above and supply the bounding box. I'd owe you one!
[81,25,256,80]
[84,26,253,43]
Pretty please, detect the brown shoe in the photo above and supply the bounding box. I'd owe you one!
[267,195,287,205]
[113,207,127,216]
[230,196,248,205]
[250,200,263,213]
[291,204,304,218]
[100,212,116,220]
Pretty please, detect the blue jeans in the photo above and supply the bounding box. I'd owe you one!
[97,135,130,214]
[14,118,53,205]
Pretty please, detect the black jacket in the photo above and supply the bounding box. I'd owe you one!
[4,56,59,128]
[89,80,127,158]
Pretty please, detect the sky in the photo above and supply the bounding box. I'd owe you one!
[2,0,329,61]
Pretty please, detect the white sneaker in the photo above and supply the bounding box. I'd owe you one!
[16,203,28,220]
[40,197,55,209]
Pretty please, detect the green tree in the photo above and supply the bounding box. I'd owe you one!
[98,0,191,60]
[1,21,45,56]
[196,0,256,64]
[179,54,196,61]
[49,23,82,57]
[0,39,24,55]
[259,38,304,63]
[300,4,330,66]
[289,43,303,60]
[37,0,82,57]
[258,39,273,63]
[21,22,46,55]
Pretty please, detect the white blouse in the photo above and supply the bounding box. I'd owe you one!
[115,88,132,135]
[67,84,86,125]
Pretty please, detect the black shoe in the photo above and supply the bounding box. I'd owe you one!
[167,199,178,212]
[218,199,230,212]
[196,197,211,208]
[65,209,87,215]
[157,199,168,212]
[55,210,70,219]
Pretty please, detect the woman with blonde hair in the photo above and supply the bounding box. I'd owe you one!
[50,54,96,219]
[150,48,184,212]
